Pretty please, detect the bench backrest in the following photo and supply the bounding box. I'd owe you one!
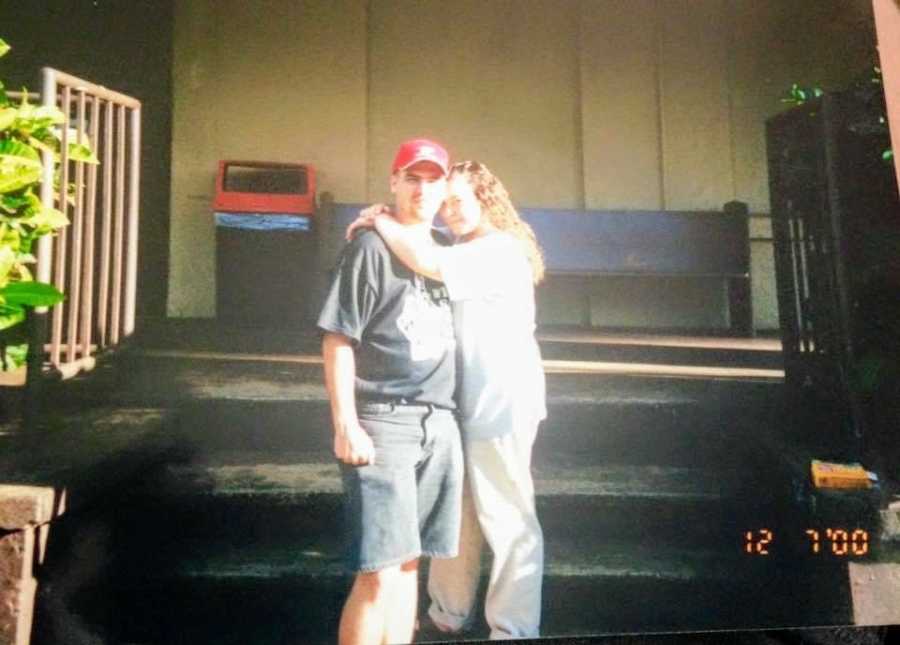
[324,201,749,278]
[521,203,749,277]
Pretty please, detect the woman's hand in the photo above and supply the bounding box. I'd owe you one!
[346,203,392,241]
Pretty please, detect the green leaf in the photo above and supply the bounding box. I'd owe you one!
[0,162,42,195]
[28,205,68,229]
[67,142,99,164]
[885,149,894,161]
[0,192,30,213]
[15,264,32,282]
[0,303,26,331]
[0,39,9,59]
[16,91,31,108]
[33,106,64,124]
[8,104,62,138]
[0,245,16,285]
[0,138,41,163]
[0,139,43,194]
[1,229,19,252]
[2,341,28,371]
[0,281,65,307]
[28,131,59,155]
[0,80,8,108]
[17,234,34,256]
[0,106,16,131]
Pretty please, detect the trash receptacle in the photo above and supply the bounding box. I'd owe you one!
[213,161,317,328]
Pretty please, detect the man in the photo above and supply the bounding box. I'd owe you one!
[317,139,462,645]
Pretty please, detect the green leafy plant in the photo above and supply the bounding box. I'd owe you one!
[782,67,893,164]
[780,82,824,106]
[871,67,893,163]
[0,38,98,370]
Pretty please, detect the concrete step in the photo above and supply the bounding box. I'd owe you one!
[81,352,784,406]
[105,534,856,645]
[121,450,740,549]
[538,336,784,371]
[49,352,786,467]
[153,372,782,466]
[132,319,784,371]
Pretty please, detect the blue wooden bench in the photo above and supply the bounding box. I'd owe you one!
[322,200,752,335]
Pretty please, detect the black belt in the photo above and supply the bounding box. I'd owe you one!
[358,398,454,412]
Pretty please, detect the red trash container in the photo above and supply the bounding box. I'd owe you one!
[213,161,318,328]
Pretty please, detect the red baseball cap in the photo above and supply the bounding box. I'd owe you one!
[391,138,449,175]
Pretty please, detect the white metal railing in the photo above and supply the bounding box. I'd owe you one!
[35,68,142,379]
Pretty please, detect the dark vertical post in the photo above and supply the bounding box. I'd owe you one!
[724,200,753,337]
[23,310,47,431]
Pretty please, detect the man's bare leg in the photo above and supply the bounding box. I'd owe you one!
[339,566,399,645]
[383,558,419,644]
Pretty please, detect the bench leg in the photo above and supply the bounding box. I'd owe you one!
[728,277,754,337]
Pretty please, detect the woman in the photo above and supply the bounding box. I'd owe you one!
[346,160,546,640]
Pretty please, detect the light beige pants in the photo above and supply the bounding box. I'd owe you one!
[427,423,543,640]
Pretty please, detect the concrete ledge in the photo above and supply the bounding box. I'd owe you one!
[0,487,59,532]
[1,525,42,645]
[0,486,61,644]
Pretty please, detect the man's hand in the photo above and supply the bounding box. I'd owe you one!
[322,332,375,466]
[345,203,392,241]
[334,421,376,466]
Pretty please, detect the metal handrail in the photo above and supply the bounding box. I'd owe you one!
[30,67,142,380]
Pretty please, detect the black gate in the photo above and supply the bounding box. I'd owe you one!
[766,82,900,467]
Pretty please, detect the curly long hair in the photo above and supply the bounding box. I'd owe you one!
[449,160,545,284]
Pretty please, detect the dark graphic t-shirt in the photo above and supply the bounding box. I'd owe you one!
[317,230,456,409]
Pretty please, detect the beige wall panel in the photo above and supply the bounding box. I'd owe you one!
[728,0,801,331]
[749,216,778,330]
[751,241,779,330]
[729,0,801,215]
[367,0,581,208]
[212,0,367,201]
[659,0,733,210]
[749,216,772,240]
[580,0,662,210]
[168,0,367,317]
[168,0,222,317]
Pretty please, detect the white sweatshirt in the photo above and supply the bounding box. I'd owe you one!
[435,231,547,440]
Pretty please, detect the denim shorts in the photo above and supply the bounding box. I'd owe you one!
[339,402,464,573]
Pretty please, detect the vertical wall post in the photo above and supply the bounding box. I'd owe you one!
[873,0,900,191]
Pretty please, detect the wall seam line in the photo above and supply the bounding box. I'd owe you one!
[575,0,586,210]
[654,0,666,210]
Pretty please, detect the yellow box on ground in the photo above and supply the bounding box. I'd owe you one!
[811,459,873,489]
